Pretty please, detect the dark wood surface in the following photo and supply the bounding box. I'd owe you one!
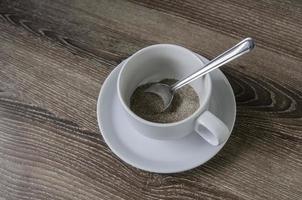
[0,0,301,199]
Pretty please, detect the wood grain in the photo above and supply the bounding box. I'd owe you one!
[0,0,301,199]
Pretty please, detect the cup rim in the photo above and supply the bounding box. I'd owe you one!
[117,44,212,127]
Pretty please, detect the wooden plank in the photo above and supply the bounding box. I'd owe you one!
[0,0,301,199]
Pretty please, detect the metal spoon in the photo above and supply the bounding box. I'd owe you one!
[145,37,255,112]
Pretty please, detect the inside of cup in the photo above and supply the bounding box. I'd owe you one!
[119,44,211,115]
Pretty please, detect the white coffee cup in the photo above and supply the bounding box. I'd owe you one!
[117,44,229,146]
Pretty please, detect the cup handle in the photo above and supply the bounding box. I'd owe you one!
[194,111,229,146]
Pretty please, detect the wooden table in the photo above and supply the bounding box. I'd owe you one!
[0,0,301,199]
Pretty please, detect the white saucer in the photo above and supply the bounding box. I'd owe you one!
[97,55,236,173]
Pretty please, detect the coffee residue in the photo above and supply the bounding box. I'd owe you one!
[130,79,199,123]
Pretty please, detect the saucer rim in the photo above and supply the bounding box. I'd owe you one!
[97,54,236,173]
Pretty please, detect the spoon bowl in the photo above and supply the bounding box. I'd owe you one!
[144,83,174,111]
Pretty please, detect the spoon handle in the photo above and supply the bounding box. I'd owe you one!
[171,38,255,91]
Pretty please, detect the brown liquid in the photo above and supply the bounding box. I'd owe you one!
[130,79,200,123]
